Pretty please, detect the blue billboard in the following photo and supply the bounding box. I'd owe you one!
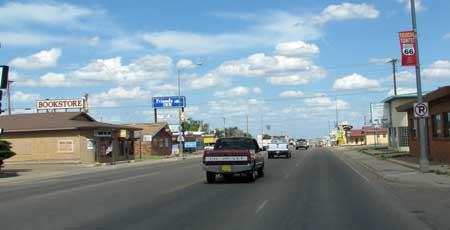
[152,96,186,108]
[184,141,197,149]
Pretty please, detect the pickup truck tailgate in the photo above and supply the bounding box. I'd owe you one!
[203,150,250,165]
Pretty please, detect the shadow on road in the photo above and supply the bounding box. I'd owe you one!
[0,169,32,179]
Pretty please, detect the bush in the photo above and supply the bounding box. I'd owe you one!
[0,140,15,160]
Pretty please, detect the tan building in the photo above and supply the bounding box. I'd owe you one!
[347,129,366,145]
[0,112,140,164]
[127,123,173,158]
[362,126,389,146]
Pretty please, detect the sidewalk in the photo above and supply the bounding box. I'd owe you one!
[336,146,450,188]
[0,153,202,186]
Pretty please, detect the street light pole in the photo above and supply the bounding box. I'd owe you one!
[177,69,184,159]
[410,0,429,172]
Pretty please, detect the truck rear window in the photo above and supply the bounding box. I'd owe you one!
[214,139,256,150]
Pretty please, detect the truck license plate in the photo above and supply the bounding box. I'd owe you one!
[222,165,231,172]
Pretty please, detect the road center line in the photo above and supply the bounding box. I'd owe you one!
[255,200,268,214]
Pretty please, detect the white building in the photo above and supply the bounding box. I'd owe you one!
[382,93,418,152]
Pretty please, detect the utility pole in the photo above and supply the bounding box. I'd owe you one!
[222,117,226,137]
[246,114,249,136]
[409,0,429,172]
[335,96,339,127]
[388,59,398,96]
[84,93,89,113]
[7,80,13,115]
[177,69,184,158]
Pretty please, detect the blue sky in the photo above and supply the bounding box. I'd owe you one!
[1,0,449,138]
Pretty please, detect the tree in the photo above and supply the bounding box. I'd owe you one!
[215,127,251,138]
[0,140,15,162]
[182,118,209,132]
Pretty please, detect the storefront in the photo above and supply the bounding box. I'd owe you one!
[0,112,140,164]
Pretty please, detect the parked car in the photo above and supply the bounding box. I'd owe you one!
[267,136,291,159]
[296,139,309,150]
[202,137,265,183]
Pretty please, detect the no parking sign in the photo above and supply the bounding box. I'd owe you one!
[414,102,429,118]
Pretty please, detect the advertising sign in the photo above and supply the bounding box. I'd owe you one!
[399,31,417,66]
[184,141,197,149]
[36,99,84,110]
[152,96,186,108]
[370,103,389,125]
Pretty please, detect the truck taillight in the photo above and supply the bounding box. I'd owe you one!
[203,151,207,162]
[246,150,252,162]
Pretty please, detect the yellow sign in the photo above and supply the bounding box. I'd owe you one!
[203,137,217,144]
[120,129,128,138]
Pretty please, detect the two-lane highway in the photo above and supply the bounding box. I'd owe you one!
[0,148,431,230]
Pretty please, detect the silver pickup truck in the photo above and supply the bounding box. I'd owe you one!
[267,136,291,159]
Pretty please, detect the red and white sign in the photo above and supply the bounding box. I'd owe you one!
[399,31,417,66]
[36,99,84,110]
[414,102,429,118]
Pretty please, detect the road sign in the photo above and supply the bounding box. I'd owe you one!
[177,135,185,142]
[414,102,429,118]
[152,96,186,108]
[180,111,185,122]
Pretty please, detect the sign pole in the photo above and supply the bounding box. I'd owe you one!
[410,0,429,172]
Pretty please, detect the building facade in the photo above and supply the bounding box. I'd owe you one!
[397,86,450,163]
[128,123,172,158]
[362,126,389,146]
[382,94,417,152]
[0,112,139,164]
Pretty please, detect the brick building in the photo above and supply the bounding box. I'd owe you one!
[397,86,450,163]
[127,123,172,158]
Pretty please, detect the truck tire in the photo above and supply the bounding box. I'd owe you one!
[247,168,257,182]
[257,166,264,177]
[206,172,216,183]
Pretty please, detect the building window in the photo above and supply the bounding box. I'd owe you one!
[398,127,409,147]
[411,119,417,138]
[58,140,74,153]
[164,138,169,147]
[382,134,386,138]
[444,112,450,137]
[432,114,441,138]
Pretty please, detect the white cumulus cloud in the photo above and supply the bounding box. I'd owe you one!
[214,86,249,98]
[11,91,40,102]
[275,41,319,57]
[279,90,305,98]
[176,59,196,69]
[311,2,379,25]
[388,87,417,96]
[397,0,424,12]
[9,48,62,70]
[422,60,450,79]
[333,73,380,90]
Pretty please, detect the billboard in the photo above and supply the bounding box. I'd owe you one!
[152,96,186,108]
[184,141,197,149]
[370,103,390,126]
[399,31,417,66]
[36,99,84,110]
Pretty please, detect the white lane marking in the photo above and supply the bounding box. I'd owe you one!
[256,200,268,214]
[340,156,370,183]
[159,178,204,195]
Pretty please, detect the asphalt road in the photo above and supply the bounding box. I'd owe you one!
[0,148,432,230]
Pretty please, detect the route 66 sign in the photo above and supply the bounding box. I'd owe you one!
[402,44,415,56]
[399,31,417,66]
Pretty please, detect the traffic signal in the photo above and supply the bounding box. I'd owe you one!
[0,65,8,89]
